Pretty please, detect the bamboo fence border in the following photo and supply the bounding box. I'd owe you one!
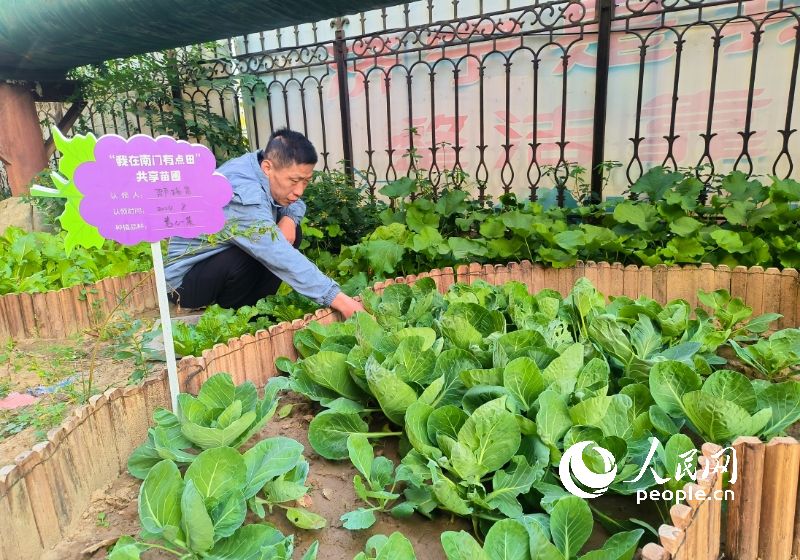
[0,261,798,559]
[0,271,158,340]
[0,372,170,560]
[642,437,800,560]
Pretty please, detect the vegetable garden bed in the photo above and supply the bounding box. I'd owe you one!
[1,261,798,560]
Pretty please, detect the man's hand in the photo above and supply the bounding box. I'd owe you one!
[330,292,365,319]
[277,216,296,245]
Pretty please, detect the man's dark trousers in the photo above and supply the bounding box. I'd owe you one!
[171,224,302,309]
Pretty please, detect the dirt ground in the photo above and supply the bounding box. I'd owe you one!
[0,333,151,466]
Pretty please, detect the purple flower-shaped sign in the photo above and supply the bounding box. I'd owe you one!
[74,135,233,245]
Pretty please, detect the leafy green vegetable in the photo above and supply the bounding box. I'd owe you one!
[128,373,288,478]
[111,450,319,559]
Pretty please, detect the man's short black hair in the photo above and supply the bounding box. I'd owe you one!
[261,128,318,169]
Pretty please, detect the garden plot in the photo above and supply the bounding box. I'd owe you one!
[77,275,799,560]
[0,333,155,465]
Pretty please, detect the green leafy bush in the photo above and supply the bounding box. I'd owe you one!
[301,169,382,255]
[0,226,151,296]
[128,373,287,477]
[110,447,318,559]
[117,373,324,558]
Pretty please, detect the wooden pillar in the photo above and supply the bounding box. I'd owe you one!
[0,82,48,195]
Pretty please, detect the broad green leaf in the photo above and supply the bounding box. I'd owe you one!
[440,315,484,349]
[497,331,546,362]
[441,531,490,560]
[376,532,418,560]
[619,384,653,417]
[758,381,800,437]
[446,303,506,336]
[405,401,441,459]
[107,536,148,560]
[427,405,468,443]
[669,216,702,237]
[217,400,243,429]
[233,382,259,414]
[504,357,545,411]
[285,507,327,530]
[488,456,544,507]
[579,529,643,560]
[205,524,286,560]
[649,405,683,438]
[536,390,573,449]
[711,230,745,252]
[181,411,257,449]
[527,520,565,560]
[431,467,472,515]
[649,361,702,417]
[178,394,213,424]
[128,434,165,480]
[461,368,504,388]
[664,434,695,483]
[302,351,365,401]
[380,177,416,198]
[448,237,489,259]
[550,496,593,559]
[138,460,183,537]
[702,370,757,414]
[542,343,584,389]
[484,519,532,560]
[210,491,247,539]
[197,373,236,410]
[348,434,374,479]
[308,411,370,460]
[341,507,377,530]
[366,357,419,425]
[393,336,437,385]
[430,349,482,407]
[463,385,511,415]
[243,437,304,499]
[575,358,610,396]
[185,447,246,507]
[457,397,521,476]
[682,391,771,442]
[181,480,215,552]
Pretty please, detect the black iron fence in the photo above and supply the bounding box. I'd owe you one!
[23,0,800,205]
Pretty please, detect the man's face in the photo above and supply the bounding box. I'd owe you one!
[261,159,314,206]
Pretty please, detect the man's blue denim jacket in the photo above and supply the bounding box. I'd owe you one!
[164,151,341,306]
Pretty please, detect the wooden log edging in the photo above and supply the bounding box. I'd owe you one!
[642,438,800,560]
[0,271,158,340]
[0,371,170,560]
[175,261,800,393]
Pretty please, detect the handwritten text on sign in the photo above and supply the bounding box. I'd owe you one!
[73,135,232,245]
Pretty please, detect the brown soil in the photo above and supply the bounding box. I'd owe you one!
[0,329,156,466]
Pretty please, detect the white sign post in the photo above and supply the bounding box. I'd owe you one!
[150,242,180,412]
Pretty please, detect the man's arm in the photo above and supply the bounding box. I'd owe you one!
[277,199,306,245]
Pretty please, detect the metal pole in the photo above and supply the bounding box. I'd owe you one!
[332,17,355,185]
[590,0,614,204]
